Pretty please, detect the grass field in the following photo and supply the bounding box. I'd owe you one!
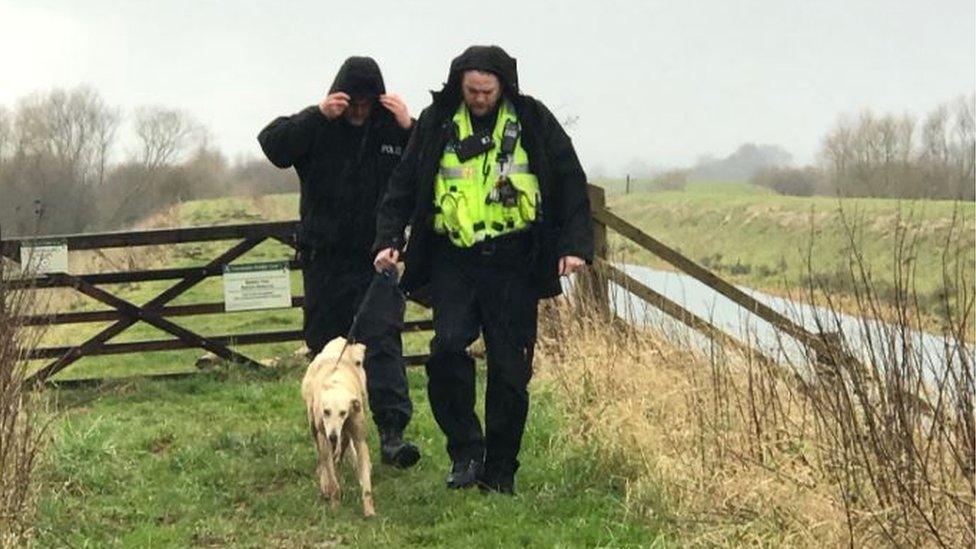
[25,194,660,547]
[34,368,657,547]
[598,180,976,325]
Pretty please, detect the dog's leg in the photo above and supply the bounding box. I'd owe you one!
[308,413,329,495]
[315,429,341,508]
[353,431,375,517]
[339,432,349,464]
[343,433,358,467]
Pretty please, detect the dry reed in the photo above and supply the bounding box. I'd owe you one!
[0,258,50,547]
[537,208,974,547]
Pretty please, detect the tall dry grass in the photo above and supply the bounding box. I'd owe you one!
[538,296,844,546]
[537,210,974,547]
[0,259,49,547]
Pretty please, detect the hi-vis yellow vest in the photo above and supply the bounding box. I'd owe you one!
[432,101,540,247]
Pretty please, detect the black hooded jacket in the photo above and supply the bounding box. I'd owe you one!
[258,57,411,267]
[373,46,594,299]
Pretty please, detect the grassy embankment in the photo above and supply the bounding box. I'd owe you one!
[596,180,975,329]
[26,194,659,547]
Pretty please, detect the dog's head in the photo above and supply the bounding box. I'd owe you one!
[318,385,361,448]
[308,336,367,450]
[317,336,366,368]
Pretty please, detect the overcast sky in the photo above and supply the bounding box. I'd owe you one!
[2,0,973,173]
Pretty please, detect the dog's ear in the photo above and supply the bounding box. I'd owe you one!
[352,343,366,366]
[351,398,361,412]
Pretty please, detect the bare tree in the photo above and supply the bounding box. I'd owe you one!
[821,114,854,193]
[951,94,975,200]
[92,103,119,187]
[918,96,975,200]
[134,106,201,170]
[875,113,915,197]
[2,87,120,233]
[919,104,951,196]
[820,95,974,201]
[1,86,242,234]
[14,87,120,186]
[753,165,824,196]
[0,105,12,166]
[851,110,883,196]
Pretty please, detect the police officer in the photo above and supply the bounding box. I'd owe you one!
[259,56,420,468]
[373,46,593,493]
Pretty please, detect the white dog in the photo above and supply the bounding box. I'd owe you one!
[301,336,374,517]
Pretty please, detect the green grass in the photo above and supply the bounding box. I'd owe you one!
[34,366,661,547]
[28,192,662,547]
[597,180,976,324]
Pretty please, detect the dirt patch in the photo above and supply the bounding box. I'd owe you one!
[149,433,175,455]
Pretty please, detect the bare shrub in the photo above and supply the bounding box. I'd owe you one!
[753,165,825,196]
[791,203,975,546]
[651,169,690,191]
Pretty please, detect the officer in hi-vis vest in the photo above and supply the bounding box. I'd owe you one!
[373,46,594,494]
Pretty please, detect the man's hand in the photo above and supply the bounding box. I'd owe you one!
[373,247,400,272]
[379,94,412,129]
[319,92,350,120]
[559,255,585,276]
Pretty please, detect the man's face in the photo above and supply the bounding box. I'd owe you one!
[461,71,501,117]
[344,97,374,127]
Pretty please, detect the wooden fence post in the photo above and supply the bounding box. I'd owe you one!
[575,184,610,315]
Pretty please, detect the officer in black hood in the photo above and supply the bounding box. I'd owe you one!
[373,46,593,494]
[258,56,420,468]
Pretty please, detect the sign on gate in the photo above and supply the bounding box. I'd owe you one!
[222,261,292,312]
[20,238,69,274]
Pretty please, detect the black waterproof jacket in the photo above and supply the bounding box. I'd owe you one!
[373,46,594,299]
[258,57,411,266]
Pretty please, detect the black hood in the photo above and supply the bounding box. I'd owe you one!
[433,45,519,107]
[329,56,386,99]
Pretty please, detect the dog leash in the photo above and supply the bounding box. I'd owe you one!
[333,266,401,364]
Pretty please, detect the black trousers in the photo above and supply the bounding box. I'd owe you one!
[426,234,538,480]
[302,249,413,432]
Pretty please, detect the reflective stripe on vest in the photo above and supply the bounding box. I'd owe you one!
[432,101,541,247]
[440,163,531,179]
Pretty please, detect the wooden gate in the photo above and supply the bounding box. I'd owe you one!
[1,221,430,385]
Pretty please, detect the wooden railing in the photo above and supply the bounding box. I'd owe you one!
[586,184,842,365]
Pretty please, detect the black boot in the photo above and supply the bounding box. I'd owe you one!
[477,461,516,495]
[380,429,420,469]
[446,459,483,489]
[477,475,515,495]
